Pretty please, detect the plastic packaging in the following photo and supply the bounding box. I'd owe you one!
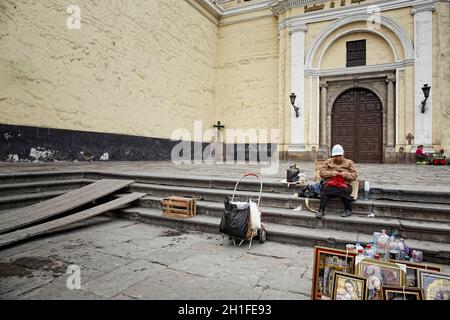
[364,244,375,258]
[411,250,423,263]
[364,181,370,200]
[249,199,261,230]
[398,238,406,260]
[355,243,364,252]
[376,230,390,260]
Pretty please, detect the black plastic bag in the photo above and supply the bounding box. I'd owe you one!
[219,196,250,239]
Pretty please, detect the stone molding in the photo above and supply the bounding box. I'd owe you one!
[320,71,397,163]
[304,14,415,70]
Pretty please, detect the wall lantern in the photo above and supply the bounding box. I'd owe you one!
[421,84,431,113]
[290,93,300,118]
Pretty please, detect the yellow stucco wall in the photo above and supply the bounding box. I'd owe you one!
[216,14,279,142]
[0,0,218,140]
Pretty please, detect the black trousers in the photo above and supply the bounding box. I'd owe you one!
[319,184,353,212]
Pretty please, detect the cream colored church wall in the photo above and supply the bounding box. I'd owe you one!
[216,14,279,143]
[0,0,218,140]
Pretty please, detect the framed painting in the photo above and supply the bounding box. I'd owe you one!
[389,259,443,287]
[418,270,450,300]
[311,246,357,300]
[356,258,406,300]
[330,271,367,300]
[382,286,424,300]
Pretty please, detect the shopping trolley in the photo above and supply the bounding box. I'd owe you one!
[219,173,267,250]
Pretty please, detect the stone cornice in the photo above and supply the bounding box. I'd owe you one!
[197,0,437,19]
[196,0,273,18]
[411,0,436,15]
[305,60,415,77]
[286,20,308,33]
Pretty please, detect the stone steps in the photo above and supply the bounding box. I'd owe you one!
[135,195,450,243]
[370,185,450,205]
[0,190,69,211]
[1,177,449,224]
[112,206,450,265]
[0,171,84,184]
[1,172,450,264]
[127,183,450,223]
[0,179,94,197]
[1,170,450,204]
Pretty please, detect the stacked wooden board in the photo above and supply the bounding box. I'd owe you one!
[0,179,144,248]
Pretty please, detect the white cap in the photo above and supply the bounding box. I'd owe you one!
[331,144,344,156]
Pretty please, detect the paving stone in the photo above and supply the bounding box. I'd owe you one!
[123,268,262,300]
[0,270,54,298]
[83,260,166,298]
[245,241,306,260]
[258,266,312,295]
[18,273,105,300]
[104,221,168,240]
[259,288,310,300]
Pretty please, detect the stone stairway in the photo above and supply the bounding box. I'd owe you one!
[0,170,449,264]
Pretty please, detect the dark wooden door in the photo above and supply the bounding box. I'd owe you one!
[332,88,383,163]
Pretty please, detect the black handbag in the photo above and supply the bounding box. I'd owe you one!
[287,164,300,183]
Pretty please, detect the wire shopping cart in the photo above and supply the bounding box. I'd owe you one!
[219,173,267,250]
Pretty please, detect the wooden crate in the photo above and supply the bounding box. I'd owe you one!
[161,196,196,219]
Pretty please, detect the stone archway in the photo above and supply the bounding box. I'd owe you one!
[319,71,396,163]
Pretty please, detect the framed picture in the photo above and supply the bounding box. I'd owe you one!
[382,285,424,300]
[389,260,442,287]
[330,271,367,300]
[388,260,442,273]
[311,246,357,300]
[418,270,450,300]
[356,258,406,300]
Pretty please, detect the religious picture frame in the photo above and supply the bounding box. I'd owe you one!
[330,271,367,300]
[389,259,442,287]
[356,258,406,300]
[382,285,424,300]
[417,270,450,300]
[311,246,357,300]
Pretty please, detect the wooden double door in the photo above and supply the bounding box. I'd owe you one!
[331,88,383,163]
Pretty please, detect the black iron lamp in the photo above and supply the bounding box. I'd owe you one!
[421,84,431,113]
[290,93,300,118]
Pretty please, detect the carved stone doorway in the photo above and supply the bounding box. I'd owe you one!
[331,88,383,163]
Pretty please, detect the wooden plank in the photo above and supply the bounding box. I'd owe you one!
[2,179,126,221]
[0,179,135,234]
[0,192,145,248]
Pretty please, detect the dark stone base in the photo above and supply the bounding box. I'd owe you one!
[0,124,277,162]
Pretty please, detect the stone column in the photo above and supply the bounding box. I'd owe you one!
[386,77,395,148]
[287,22,307,152]
[412,1,435,149]
[319,82,328,149]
